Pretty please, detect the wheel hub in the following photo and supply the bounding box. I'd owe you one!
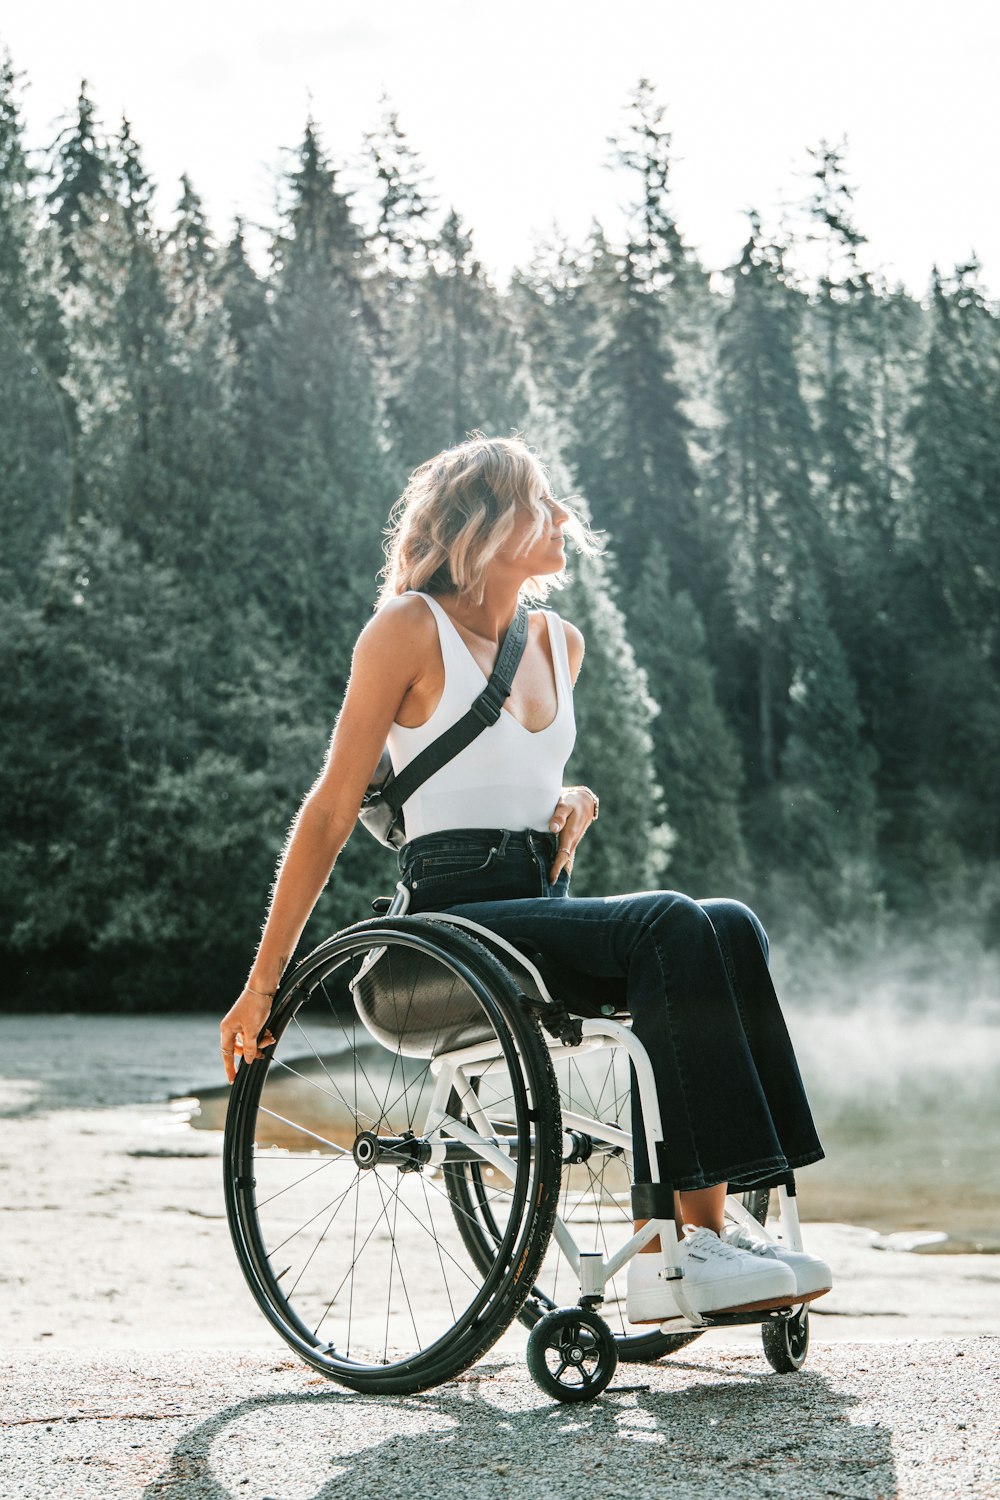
[352,1131,379,1169]
[351,1130,427,1172]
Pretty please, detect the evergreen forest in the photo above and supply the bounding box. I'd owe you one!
[2,54,998,1012]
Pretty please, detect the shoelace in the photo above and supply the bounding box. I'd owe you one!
[681,1225,756,1262]
[723,1225,777,1257]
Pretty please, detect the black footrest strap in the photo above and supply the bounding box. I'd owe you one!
[631,1181,675,1219]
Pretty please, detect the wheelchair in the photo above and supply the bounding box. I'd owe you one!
[223,880,813,1403]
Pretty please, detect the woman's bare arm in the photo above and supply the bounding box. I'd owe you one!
[563,619,584,686]
[219,596,435,1080]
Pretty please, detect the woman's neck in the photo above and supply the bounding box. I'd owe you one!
[436,576,524,644]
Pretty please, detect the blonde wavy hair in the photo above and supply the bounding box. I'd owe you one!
[376,432,600,609]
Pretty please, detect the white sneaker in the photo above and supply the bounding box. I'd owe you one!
[723,1222,833,1302]
[626,1251,682,1325]
[626,1225,797,1324]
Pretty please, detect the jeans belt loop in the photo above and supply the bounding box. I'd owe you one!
[495,829,510,858]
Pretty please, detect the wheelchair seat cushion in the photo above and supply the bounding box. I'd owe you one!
[351,940,504,1058]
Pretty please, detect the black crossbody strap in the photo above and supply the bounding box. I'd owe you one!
[381,602,530,813]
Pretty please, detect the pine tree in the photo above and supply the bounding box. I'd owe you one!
[42,80,111,285]
[360,95,436,286]
[114,113,155,232]
[778,571,879,915]
[508,227,601,429]
[790,140,914,823]
[242,117,391,683]
[0,46,75,587]
[632,540,746,893]
[568,224,700,596]
[909,263,1000,657]
[712,214,818,789]
[60,137,173,543]
[158,186,249,602]
[0,46,34,325]
[386,208,534,471]
[162,173,217,294]
[885,261,1000,873]
[559,550,674,895]
[607,78,699,297]
[801,140,872,534]
[213,215,270,370]
[565,83,706,597]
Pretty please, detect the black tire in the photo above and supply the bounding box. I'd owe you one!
[761,1307,810,1373]
[224,917,562,1395]
[526,1307,619,1402]
[446,1042,771,1362]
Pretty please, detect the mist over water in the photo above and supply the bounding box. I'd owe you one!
[770,936,1000,1247]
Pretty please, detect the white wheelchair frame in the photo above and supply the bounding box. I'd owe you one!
[371,878,808,1332]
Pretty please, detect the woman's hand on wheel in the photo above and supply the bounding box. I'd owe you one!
[548,786,599,883]
[220,990,277,1084]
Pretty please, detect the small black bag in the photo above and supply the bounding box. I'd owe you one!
[358,602,530,850]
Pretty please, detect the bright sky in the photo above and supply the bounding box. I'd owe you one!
[2,1,998,298]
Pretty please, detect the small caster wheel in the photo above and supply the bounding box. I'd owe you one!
[526,1307,619,1403]
[762,1306,810,1372]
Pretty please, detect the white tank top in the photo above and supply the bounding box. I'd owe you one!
[385,591,577,841]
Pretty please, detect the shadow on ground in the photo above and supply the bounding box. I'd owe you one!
[144,1355,896,1500]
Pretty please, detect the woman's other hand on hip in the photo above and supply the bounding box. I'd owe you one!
[548,785,599,883]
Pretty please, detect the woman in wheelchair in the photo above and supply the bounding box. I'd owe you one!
[221,431,832,1337]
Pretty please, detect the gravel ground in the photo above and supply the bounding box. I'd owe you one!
[2,1340,997,1500]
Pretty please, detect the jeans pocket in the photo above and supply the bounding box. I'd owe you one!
[408,845,502,890]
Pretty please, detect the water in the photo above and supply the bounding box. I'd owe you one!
[6,941,998,1252]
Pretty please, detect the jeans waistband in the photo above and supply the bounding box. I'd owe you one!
[398,827,558,866]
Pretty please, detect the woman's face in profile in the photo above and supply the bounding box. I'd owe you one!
[496,477,570,578]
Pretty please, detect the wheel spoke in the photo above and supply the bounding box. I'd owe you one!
[286,1172,361,1300]
[254,1152,341,1210]
[266,1169,360,1260]
[255,1104,351,1156]
[270,1055,377,1131]
[311,984,383,1120]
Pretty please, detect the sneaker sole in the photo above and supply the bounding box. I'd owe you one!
[656,1290,801,1321]
[649,1285,832,1326]
[629,1288,800,1325]
[793,1284,832,1304]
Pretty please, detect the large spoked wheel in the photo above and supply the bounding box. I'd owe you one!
[446,1036,771,1362]
[224,917,562,1395]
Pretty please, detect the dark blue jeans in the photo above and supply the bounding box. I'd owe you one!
[398,826,825,1193]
